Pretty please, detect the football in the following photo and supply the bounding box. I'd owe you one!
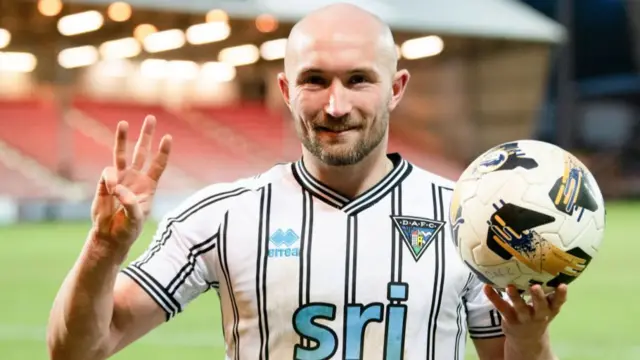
[449,139,606,294]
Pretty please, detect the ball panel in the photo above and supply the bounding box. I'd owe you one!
[475,141,541,174]
[462,260,499,288]
[545,246,594,288]
[546,154,600,219]
[582,170,606,231]
[471,260,523,289]
[472,239,510,266]
[456,212,481,261]
[483,202,556,267]
[473,172,511,206]
[458,196,508,266]
[561,216,603,258]
[520,183,567,235]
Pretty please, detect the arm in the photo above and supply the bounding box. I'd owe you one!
[46,116,245,359]
[503,333,557,360]
[473,337,505,360]
[473,327,557,360]
[46,233,166,360]
[47,192,224,360]
[47,117,172,359]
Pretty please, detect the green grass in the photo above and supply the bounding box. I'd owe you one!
[0,202,637,359]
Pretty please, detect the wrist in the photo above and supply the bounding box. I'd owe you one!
[505,331,555,360]
[84,229,131,266]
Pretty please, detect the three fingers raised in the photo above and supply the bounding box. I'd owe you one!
[113,121,128,171]
[147,134,172,182]
[111,115,172,181]
[132,115,157,171]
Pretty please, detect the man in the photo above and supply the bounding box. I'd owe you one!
[46,3,566,360]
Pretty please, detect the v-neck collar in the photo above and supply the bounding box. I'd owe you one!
[291,153,413,215]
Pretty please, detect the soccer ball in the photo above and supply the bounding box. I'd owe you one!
[449,139,606,294]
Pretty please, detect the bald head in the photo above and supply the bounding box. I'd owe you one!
[276,3,411,168]
[284,3,398,78]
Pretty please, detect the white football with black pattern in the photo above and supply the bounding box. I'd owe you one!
[449,139,606,294]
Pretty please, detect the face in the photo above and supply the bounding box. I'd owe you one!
[279,34,409,166]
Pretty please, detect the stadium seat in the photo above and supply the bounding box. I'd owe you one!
[0,97,122,187]
[0,161,55,199]
[72,98,261,183]
[0,97,61,172]
[190,103,300,161]
[0,95,461,196]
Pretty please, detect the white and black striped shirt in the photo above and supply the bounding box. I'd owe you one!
[122,153,503,360]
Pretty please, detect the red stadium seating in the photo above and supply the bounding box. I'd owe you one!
[0,161,55,199]
[69,125,113,184]
[0,96,462,199]
[0,98,60,171]
[0,97,131,186]
[191,103,300,160]
[72,99,264,183]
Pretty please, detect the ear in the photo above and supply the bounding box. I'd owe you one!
[277,72,291,107]
[388,69,410,112]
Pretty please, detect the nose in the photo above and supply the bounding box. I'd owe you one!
[324,80,352,118]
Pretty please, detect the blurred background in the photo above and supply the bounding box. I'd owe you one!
[0,0,637,359]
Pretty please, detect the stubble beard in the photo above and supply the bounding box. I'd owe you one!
[296,112,389,167]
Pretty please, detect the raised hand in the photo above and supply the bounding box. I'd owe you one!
[91,115,172,251]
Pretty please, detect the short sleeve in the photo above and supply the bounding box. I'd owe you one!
[463,274,505,339]
[121,184,248,321]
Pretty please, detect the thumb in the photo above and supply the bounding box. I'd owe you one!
[96,175,109,197]
[92,173,114,222]
[93,167,118,205]
[113,184,144,223]
[103,167,118,194]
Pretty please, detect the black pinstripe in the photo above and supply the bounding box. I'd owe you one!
[121,265,181,320]
[298,189,314,347]
[217,213,240,360]
[425,184,446,360]
[135,187,250,267]
[455,273,474,360]
[166,233,219,295]
[256,185,272,360]
[341,214,358,360]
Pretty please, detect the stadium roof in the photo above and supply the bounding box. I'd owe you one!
[66,0,566,44]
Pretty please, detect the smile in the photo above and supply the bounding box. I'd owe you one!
[316,126,358,134]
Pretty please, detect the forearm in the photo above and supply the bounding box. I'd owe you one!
[47,231,129,360]
[504,332,557,360]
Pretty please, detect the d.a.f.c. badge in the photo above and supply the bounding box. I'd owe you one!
[391,216,445,261]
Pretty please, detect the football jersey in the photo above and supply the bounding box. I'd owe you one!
[122,153,504,360]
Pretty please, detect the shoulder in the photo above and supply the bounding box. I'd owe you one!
[162,163,292,219]
[405,162,457,190]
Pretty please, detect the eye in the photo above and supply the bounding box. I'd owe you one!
[348,74,368,85]
[304,75,327,86]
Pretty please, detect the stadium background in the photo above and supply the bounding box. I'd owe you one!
[0,0,638,359]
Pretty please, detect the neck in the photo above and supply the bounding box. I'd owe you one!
[302,143,393,199]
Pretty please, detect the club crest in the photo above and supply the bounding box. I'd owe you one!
[391,216,445,261]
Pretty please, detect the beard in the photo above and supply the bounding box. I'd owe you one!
[295,111,389,166]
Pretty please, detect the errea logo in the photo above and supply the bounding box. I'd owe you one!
[269,229,300,258]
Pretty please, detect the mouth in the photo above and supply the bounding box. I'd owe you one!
[315,126,358,134]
